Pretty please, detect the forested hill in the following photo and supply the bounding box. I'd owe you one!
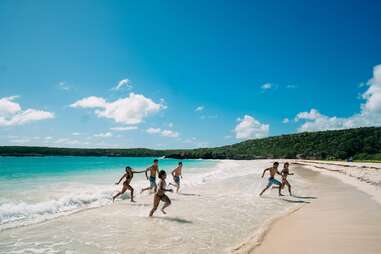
[1,127,380,160]
[166,127,381,160]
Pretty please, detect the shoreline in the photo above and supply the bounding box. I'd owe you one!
[233,164,381,254]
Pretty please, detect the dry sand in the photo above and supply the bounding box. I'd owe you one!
[234,165,381,254]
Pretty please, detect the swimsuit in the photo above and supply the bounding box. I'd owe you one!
[149,176,157,188]
[174,176,180,184]
[266,177,281,188]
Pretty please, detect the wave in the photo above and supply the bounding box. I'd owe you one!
[0,160,274,231]
[0,187,113,231]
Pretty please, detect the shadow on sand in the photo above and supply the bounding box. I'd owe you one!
[281,198,311,204]
[291,195,318,200]
[156,217,193,224]
[177,193,201,197]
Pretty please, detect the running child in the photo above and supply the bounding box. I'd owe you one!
[259,162,283,196]
[149,170,173,216]
[141,159,159,194]
[113,166,145,202]
[169,162,183,193]
[280,162,294,195]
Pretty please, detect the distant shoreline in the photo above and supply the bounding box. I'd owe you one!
[1,126,381,160]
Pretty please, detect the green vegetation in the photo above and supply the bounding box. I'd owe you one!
[1,127,380,160]
[166,127,381,160]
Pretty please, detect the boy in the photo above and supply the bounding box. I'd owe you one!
[141,159,159,194]
[169,162,183,193]
[259,162,283,196]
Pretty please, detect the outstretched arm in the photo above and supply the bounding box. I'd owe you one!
[261,168,269,178]
[144,167,150,179]
[115,173,126,185]
[132,170,145,174]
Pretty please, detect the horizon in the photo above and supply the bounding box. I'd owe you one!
[1,1,381,149]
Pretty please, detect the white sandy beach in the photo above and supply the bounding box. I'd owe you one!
[234,160,381,254]
[1,159,381,254]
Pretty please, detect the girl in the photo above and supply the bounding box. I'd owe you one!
[113,166,145,203]
[280,162,294,196]
[149,170,173,216]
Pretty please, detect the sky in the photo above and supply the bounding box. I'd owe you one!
[0,0,381,149]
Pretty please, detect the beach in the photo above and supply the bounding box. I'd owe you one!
[1,158,381,253]
[234,161,381,254]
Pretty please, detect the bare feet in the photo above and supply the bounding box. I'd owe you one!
[131,200,136,203]
[161,209,167,214]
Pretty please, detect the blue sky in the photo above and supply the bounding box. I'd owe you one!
[1,0,381,148]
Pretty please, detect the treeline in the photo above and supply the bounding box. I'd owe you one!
[1,127,380,161]
[165,127,381,160]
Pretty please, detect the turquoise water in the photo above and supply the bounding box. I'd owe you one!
[0,156,216,230]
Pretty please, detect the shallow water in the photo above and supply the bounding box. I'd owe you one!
[0,158,311,253]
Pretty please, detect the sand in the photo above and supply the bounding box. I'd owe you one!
[234,165,381,254]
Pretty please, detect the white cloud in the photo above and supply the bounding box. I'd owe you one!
[168,122,174,128]
[71,93,165,125]
[94,132,113,138]
[110,126,138,131]
[72,132,81,136]
[286,84,297,89]
[294,109,321,121]
[195,106,204,112]
[70,96,107,108]
[58,81,70,91]
[0,96,54,127]
[282,118,290,124]
[0,96,21,115]
[112,79,132,91]
[295,64,381,132]
[146,127,180,138]
[160,129,179,138]
[234,115,269,140]
[146,128,161,134]
[261,83,272,90]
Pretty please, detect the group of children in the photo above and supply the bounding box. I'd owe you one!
[112,159,292,217]
[112,159,183,216]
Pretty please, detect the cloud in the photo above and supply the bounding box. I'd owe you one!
[234,115,269,140]
[282,118,290,124]
[168,122,174,128]
[146,127,180,138]
[161,129,179,138]
[72,132,81,136]
[110,126,138,131]
[0,96,54,127]
[71,93,165,125]
[261,83,272,90]
[286,84,297,89]
[94,132,113,138]
[58,81,70,91]
[294,109,321,121]
[112,79,132,91]
[195,106,204,112]
[295,64,381,132]
[0,96,21,115]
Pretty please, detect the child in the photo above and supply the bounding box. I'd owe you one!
[169,162,183,193]
[141,159,159,194]
[149,170,173,216]
[113,166,145,203]
[259,162,283,196]
[280,162,294,196]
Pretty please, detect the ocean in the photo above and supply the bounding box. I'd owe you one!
[0,157,310,253]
